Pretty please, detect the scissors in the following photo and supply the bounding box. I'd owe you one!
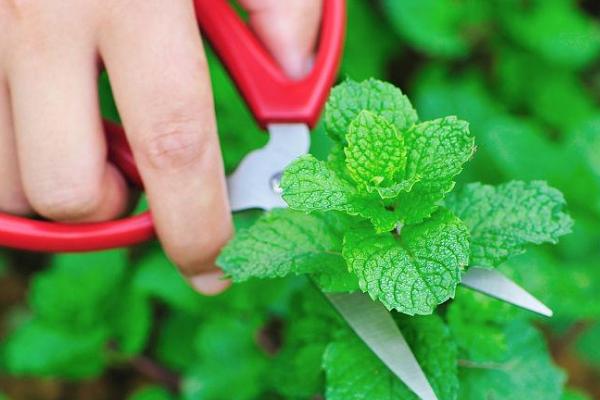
[0,1,552,399]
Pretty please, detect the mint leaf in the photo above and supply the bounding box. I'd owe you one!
[312,256,359,293]
[574,322,600,369]
[110,288,151,356]
[382,0,487,58]
[2,320,107,379]
[447,287,523,362]
[270,289,338,398]
[459,322,565,400]
[562,389,594,400]
[342,0,397,80]
[446,181,573,268]
[281,154,361,211]
[128,386,174,400]
[183,318,268,400]
[394,116,475,224]
[155,311,199,372]
[324,314,458,400]
[503,250,600,321]
[29,250,128,331]
[345,111,407,190]
[343,208,469,315]
[325,79,418,143]
[499,0,600,69]
[133,249,203,314]
[218,209,349,281]
[281,155,399,232]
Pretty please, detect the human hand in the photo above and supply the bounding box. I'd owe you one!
[0,0,322,294]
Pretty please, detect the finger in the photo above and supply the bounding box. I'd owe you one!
[7,12,129,222]
[0,75,30,215]
[239,0,322,78]
[99,0,232,294]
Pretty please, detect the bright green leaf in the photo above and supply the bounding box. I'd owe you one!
[343,209,469,314]
[218,209,348,281]
[459,321,565,400]
[2,320,107,379]
[446,181,573,267]
[133,249,203,314]
[324,314,458,400]
[345,111,407,190]
[29,250,128,332]
[394,116,475,224]
[110,288,151,356]
[127,386,174,400]
[325,79,418,143]
[281,154,399,231]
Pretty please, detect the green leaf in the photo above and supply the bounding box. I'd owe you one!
[345,111,407,190]
[270,289,339,398]
[446,181,573,268]
[574,322,600,369]
[154,311,199,372]
[562,389,594,400]
[459,321,565,400]
[503,250,600,321]
[182,318,268,400]
[2,320,107,379]
[499,0,600,69]
[312,256,359,293]
[394,116,475,224]
[382,0,489,58]
[217,209,348,281]
[343,208,469,315]
[323,314,458,400]
[110,288,151,356]
[447,287,524,362]
[29,250,128,332]
[281,154,399,231]
[342,0,397,80]
[325,79,418,143]
[127,386,174,400]
[133,249,203,314]
[281,154,362,211]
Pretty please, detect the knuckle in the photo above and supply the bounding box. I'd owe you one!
[29,182,103,221]
[139,115,211,171]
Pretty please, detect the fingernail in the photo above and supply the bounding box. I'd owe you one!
[189,270,231,296]
[281,54,315,80]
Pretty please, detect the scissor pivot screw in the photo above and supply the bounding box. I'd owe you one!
[269,172,283,194]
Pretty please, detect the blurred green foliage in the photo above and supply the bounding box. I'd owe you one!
[1,0,599,399]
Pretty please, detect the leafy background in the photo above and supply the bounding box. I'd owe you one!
[1,0,599,398]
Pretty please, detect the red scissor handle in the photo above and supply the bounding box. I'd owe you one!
[0,0,346,253]
[195,0,345,128]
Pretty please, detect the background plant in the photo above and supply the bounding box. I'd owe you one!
[0,0,599,399]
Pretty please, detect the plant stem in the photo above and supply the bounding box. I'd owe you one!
[130,356,181,392]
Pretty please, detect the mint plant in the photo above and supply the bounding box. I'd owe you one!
[218,78,572,317]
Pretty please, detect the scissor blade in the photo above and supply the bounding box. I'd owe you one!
[326,292,438,400]
[227,123,310,212]
[461,267,553,317]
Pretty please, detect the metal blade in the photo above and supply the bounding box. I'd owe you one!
[227,123,310,212]
[461,267,553,317]
[326,292,438,400]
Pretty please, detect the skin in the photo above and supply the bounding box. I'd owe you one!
[0,0,322,294]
